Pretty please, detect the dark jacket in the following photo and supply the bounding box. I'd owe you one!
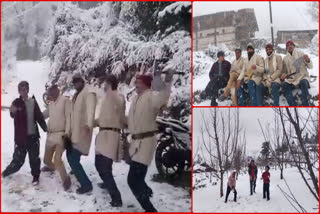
[10,96,47,145]
[248,165,258,177]
[209,60,231,81]
[262,171,270,184]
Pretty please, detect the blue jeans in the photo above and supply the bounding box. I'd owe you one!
[271,83,280,106]
[282,79,310,106]
[67,148,92,188]
[256,83,266,106]
[237,80,260,106]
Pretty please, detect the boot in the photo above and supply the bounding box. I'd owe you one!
[63,176,71,191]
[218,95,228,102]
[110,199,123,207]
[41,166,55,172]
[1,170,10,178]
[98,182,107,189]
[32,176,39,186]
[76,185,92,194]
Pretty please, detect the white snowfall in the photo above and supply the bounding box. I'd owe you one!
[193,167,319,213]
[1,60,191,212]
[193,46,319,106]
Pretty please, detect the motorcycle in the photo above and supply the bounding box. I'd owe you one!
[155,117,191,178]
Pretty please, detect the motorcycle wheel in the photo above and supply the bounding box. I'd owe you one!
[155,138,186,178]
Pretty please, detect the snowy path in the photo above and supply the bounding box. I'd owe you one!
[193,167,319,212]
[1,60,191,212]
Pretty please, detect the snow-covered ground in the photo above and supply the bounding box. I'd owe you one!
[193,46,319,106]
[1,60,191,212]
[193,167,319,213]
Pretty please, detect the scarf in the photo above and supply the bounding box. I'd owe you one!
[265,53,277,75]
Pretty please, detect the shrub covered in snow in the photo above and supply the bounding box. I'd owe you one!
[43,2,191,121]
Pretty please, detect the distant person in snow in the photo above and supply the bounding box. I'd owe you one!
[248,159,258,195]
[225,170,237,203]
[41,85,72,191]
[67,74,97,194]
[261,165,270,201]
[1,81,48,186]
[202,51,231,106]
[237,43,265,106]
[281,40,313,106]
[127,69,172,212]
[94,75,126,207]
[261,44,283,106]
[218,48,245,106]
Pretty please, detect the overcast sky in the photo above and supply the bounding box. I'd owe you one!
[193,1,318,38]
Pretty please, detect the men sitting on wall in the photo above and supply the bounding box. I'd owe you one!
[218,48,245,106]
[281,40,313,106]
[261,43,283,106]
[236,43,265,106]
[203,51,231,106]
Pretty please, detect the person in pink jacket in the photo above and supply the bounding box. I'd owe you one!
[225,170,237,203]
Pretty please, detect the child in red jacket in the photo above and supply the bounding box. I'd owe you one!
[261,165,270,201]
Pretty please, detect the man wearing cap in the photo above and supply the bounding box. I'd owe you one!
[67,74,97,194]
[95,75,126,207]
[41,85,72,191]
[203,51,231,106]
[281,40,313,106]
[127,70,172,212]
[261,43,283,106]
[2,81,47,186]
[237,43,265,106]
[218,48,244,106]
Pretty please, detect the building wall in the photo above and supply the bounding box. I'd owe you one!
[193,26,236,51]
[276,31,318,48]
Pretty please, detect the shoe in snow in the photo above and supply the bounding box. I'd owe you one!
[76,186,92,194]
[41,166,55,172]
[110,199,122,207]
[98,182,107,189]
[32,177,39,186]
[63,176,71,191]
[218,95,227,102]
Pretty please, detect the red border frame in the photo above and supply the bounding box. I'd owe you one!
[1,0,320,214]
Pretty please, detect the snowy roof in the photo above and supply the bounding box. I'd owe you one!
[193,8,258,32]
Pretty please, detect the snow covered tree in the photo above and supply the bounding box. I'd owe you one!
[260,141,270,163]
[41,2,191,121]
[307,2,319,23]
[199,109,243,197]
[277,108,319,201]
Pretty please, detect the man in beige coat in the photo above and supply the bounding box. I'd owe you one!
[218,48,245,106]
[95,75,126,207]
[42,85,71,190]
[281,40,313,106]
[262,43,283,106]
[67,74,96,194]
[236,43,265,106]
[127,71,172,212]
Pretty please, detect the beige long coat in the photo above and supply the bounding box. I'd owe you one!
[70,85,96,155]
[95,90,126,162]
[230,56,245,74]
[43,95,71,147]
[238,53,265,85]
[128,83,171,166]
[263,54,283,88]
[283,49,313,86]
